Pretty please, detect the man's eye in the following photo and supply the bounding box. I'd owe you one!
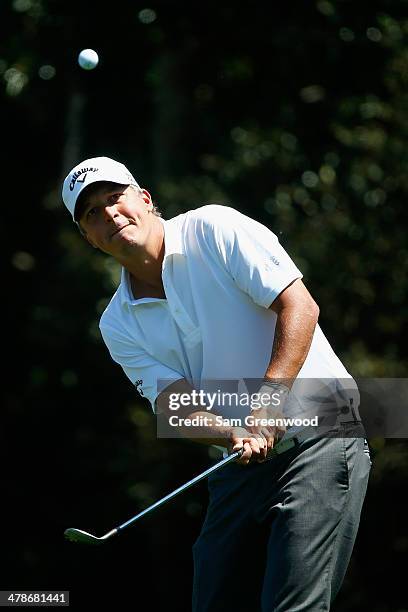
[87,207,97,219]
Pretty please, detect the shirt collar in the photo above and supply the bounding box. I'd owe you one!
[118,215,185,306]
[161,216,185,258]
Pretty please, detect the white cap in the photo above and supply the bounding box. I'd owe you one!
[62,156,140,220]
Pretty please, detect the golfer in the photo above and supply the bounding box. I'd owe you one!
[62,156,371,611]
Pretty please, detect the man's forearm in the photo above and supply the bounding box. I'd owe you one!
[156,379,275,463]
[156,379,232,448]
[265,303,319,388]
[171,411,232,448]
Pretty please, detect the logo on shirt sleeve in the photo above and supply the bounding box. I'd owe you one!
[135,379,144,396]
[264,255,280,271]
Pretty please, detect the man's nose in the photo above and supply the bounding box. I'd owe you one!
[103,203,119,221]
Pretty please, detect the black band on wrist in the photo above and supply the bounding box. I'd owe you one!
[262,379,290,392]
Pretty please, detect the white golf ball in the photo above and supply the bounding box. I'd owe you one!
[78,49,99,70]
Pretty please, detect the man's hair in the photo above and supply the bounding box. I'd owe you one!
[75,181,162,228]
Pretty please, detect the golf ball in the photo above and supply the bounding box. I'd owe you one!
[78,49,99,70]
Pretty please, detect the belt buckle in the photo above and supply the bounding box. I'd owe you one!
[269,436,297,457]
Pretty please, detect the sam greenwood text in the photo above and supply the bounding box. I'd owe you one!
[168,415,319,428]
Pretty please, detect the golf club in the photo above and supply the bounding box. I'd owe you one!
[64,446,245,545]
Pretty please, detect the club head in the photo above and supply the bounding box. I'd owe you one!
[64,527,117,545]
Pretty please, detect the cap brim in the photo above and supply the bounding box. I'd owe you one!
[73,176,135,222]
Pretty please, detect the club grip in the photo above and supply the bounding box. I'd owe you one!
[229,447,245,460]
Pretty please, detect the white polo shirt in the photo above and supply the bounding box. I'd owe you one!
[99,204,355,419]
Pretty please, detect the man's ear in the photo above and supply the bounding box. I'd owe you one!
[140,188,153,209]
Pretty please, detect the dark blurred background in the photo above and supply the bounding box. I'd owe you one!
[2,1,408,610]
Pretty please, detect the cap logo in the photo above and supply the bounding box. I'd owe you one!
[69,166,99,191]
[135,379,144,396]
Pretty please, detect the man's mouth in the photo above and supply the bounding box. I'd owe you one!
[111,223,132,238]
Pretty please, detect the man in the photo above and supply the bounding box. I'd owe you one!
[62,156,371,611]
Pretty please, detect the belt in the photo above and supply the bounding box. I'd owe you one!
[221,400,363,460]
[269,399,363,458]
[267,429,312,457]
[338,399,361,423]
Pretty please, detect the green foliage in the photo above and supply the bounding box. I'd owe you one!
[2,2,408,609]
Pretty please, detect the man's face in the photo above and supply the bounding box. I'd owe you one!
[78,182,155,257]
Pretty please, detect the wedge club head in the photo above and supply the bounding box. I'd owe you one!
[64,437,310,547]
[64,528,118,545]
[65,447,244,546]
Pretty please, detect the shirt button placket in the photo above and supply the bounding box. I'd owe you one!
[163,267,194,336]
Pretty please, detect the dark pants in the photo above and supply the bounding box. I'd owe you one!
[192,424,371,611]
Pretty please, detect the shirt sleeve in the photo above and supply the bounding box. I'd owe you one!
[195,205,303,308]
[99,322,184,413]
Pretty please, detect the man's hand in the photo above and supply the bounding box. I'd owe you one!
[245,382,289,452]
[228,426,269,465]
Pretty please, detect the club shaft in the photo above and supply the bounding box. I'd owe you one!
[116,448,243,533]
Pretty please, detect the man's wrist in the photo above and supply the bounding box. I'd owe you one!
[251,381,290,413]
[262,378,291,393]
